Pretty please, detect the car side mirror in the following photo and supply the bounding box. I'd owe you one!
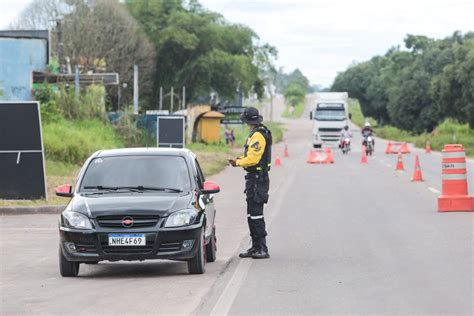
[202,181,220,194]
[309,112,313,120]
[55,184,74,197]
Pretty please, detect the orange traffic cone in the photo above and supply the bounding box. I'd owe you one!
[400,142,410,154]
[385,141,393,154]
[425,141,431,154]
[275,154,282,166]
[325,147,334,164]
[395,151,405,171]
[284,144,289,158]
[411,155,423,181]
[360,146,368,164]
[306,150,316,164]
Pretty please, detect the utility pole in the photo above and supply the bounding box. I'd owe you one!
[56,20,62,72]
[74,66,80,100]
[170,87,174,113]
[133,64,138,114]
[182,86,186,110]
[159,86,163,111]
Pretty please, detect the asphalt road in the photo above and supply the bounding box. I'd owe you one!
[1,95,473,315]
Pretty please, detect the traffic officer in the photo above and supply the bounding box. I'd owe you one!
[228,107,272,259]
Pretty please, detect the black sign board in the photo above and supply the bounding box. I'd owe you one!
[157,116,185,148]
[219,106,245,124]
[0,102,47,200]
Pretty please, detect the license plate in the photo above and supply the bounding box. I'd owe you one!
[108,234,146,246]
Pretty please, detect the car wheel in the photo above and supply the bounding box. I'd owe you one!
[206,226,217,263]
[187,229,206,274]
[59,247,79,277]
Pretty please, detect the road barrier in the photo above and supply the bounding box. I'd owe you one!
[386,141,410,154]
[411,155,423,182]
[360,145,368,164]
[395,151,405,171]
[275,154,282,167]
[306,148,334,164]
[426,141,431,154]
[438,144,474,212]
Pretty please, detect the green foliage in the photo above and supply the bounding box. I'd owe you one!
[43,119,124,165]
[281,68,309,114]
[125,0,276,106]
[332,32,474,132]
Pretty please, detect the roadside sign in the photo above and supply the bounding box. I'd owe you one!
[0,102,47,200]
[219,106,245,124]
[157,115,185,148]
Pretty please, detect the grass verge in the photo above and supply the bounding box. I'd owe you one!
[349,99,474,157]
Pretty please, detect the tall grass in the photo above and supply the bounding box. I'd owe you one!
[43,119,124,164]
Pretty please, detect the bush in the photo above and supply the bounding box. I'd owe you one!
[43,119,124,164]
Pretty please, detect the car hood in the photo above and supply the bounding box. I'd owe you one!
[67,193,194,218]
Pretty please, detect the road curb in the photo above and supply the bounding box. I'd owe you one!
[0,205,65,215]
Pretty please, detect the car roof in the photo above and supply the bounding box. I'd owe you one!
[94,147,196,159]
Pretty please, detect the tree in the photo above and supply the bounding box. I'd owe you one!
[125,0,274,107]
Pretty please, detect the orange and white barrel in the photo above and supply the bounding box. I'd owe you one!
[438,144,474,212]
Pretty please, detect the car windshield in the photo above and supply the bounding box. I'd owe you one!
[314,109,346,121]
[80,156,191,193]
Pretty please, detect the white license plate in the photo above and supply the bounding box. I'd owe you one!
[108,234,146,246]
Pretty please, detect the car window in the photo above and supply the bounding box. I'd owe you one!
[80,156,191,192]
[195,159,205,187]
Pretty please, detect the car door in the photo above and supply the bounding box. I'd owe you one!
[194,158,216,239]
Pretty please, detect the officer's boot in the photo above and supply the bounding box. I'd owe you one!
[252,237,270,259]
[239,238,258,258]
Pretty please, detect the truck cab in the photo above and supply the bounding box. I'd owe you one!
[310,92,349,148]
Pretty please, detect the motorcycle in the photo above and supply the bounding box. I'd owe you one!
[364,135,374,156]
[341,137,351,154]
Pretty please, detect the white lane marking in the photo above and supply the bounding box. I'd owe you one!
[386,164,392,167]
[379,159,385,163]
[210,163,297,316]
[210,259,252,315]
[428,187,441,194]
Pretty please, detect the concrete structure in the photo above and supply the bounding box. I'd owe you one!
[0,30,49,101]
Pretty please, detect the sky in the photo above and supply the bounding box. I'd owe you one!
[2,0,473,86]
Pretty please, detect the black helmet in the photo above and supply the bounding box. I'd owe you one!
[240,107,263,124]
[344,125,349,130]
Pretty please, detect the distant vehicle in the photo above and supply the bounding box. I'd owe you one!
[364,135,374,156]
[56,148,220,277]
[340,137,351,154]
[310,92,350,148]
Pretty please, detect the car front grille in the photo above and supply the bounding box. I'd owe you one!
[96,215,160,228]
[158,241,182,253]
[319,127,342,132]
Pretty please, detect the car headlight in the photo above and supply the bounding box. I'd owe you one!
[165,209,198,228]
[62,211,93,230]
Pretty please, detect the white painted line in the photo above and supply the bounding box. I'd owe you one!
[428,187,441,194]
[386,164,392,167]
[210,259,252,315]
[379,159,385,163]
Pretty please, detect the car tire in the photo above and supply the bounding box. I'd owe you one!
[187,229,206,274]
[313,144,321,149]
[59,248,80,277]
[206,226,217,263]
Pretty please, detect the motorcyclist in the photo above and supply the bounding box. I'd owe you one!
[361,122,375,147]
[339,125,352,148]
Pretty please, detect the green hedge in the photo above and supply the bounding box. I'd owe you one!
[43,119,124,164]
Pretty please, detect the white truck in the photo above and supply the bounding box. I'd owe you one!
[309,92,350,148]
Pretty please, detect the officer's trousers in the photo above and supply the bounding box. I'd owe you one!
[245,172,269,249]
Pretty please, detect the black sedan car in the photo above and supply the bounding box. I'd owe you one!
[56,148,220,277]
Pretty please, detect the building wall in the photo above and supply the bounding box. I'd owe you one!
[0,37,48,101]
